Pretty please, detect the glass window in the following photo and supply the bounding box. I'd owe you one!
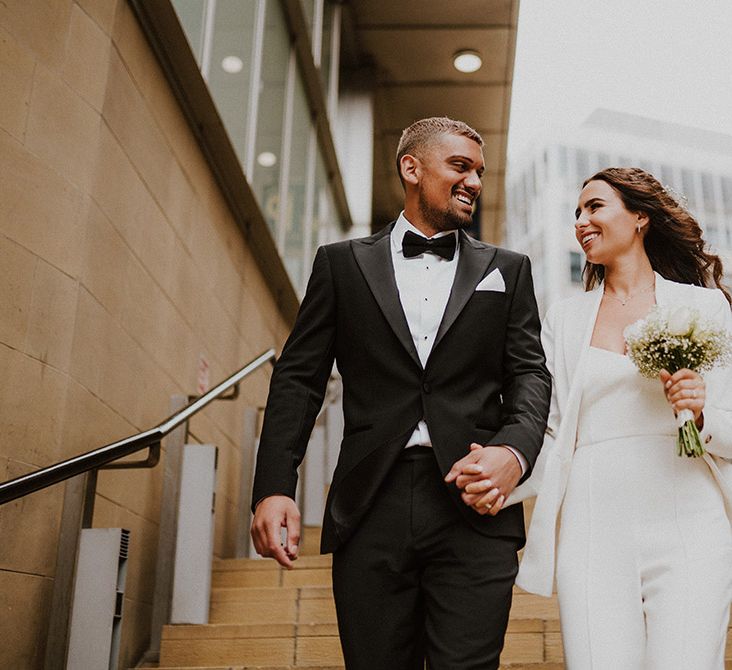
[680,168,697,210]
[701,173,717,213]
[565,147,576,182]
[317,183,341,246]
[313,150,329,252]
[301,0,316,36]
[205,1,258,163]
[575,149,590,182]
[320,1,335,91]
[325,191,340,244]
[660,164,676,189]
[722,177,732,214]
[521,172,531,212]
[172,0,207,64]
[639,160,654,174]
[282,72,312,291]
[251,1,291,233]
[558,145,568,177]
[705,220,718,246]
[570,251,583,284]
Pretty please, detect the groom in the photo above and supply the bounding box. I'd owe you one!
[251,117,551,669]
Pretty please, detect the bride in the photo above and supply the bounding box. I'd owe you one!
[461,167,732,668]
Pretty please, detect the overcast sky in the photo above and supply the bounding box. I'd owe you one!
[508,0,732,159]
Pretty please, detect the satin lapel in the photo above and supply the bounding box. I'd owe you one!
[653,271,672,308]
[564,286,604,382]
[554,286,604,465]
[432,232,496,350]
[351,226,422,368]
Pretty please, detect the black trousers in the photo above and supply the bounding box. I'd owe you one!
[332,447,520,670]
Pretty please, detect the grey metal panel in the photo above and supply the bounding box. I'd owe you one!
[67,528,129,670]
[171,444,217,624]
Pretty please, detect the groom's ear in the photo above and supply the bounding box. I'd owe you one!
[399,153,421,187]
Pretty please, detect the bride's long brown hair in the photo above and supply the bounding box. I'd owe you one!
[581,167,731,304]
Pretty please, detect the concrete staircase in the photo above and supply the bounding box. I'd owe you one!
[150,532,732,670]
[152,540,564,669]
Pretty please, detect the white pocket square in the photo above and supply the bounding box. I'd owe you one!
[475,268,505,292]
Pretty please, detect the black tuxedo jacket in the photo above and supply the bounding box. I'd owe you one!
[252,224,551,553]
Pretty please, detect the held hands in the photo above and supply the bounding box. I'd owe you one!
[250,495,301,569]
[660,368,705,427]
[444,444,522,516]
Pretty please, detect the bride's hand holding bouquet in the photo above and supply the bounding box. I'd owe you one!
[624,305,732,457]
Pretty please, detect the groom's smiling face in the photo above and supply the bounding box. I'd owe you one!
[415,133,485,233]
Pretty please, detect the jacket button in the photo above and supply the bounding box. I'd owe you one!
[705,434,712,444]
[422,382,431,394]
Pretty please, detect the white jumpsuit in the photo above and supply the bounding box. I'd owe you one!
[556,346,732,669]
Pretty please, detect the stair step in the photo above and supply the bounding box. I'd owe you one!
[209,571,332,589]
[152,667,343,670]
[159,629,555,666]
[150,667,563,670]
[154,555,732,669]
[213,556,332,571]
[149,661,732,670]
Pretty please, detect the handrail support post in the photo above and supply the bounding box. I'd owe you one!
[81,470,97,529]
[43,471,95,670]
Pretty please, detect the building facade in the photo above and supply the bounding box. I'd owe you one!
[507,109,732,313]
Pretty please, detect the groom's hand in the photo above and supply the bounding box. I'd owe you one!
[251,495,301,568]
[444,444,522,516]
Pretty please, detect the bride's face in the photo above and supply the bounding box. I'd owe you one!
[574,179,646,265]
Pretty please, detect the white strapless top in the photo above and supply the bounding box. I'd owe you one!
[575,347,678,448]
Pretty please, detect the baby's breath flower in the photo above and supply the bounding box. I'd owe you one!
[623,305,732,457]
[624,306,731,378]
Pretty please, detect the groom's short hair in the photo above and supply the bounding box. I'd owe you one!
[396,117,483,183]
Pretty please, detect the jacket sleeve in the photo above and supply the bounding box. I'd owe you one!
[506,301,561,503]
[251,246,337,510]
[487,255,552,478]
[699,289,732,459]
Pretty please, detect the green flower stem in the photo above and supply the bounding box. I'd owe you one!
[677,419,704,457]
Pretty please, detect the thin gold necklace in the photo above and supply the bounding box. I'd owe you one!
[603,280,655,306]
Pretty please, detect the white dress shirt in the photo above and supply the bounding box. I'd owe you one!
[391,213,458,447]
[390,213,527,474]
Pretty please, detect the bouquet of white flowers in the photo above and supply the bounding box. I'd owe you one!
[624,305,732,457]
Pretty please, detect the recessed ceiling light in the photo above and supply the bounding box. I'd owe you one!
[453,50,482,73]
[257,151,277,168]
[221,55,244,73]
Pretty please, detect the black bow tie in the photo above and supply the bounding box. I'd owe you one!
[401,230,457,261]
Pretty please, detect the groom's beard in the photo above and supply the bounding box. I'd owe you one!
[418,190,474,233]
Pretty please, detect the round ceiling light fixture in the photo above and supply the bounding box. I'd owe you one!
[257,151,277,168]
[453,50,482,73]
[221,55,244,73]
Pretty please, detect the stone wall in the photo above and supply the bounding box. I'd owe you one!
[0,0,290,666]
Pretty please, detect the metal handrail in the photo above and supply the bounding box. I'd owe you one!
[0,349,276,505]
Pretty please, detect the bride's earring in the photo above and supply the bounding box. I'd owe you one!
[636,223,641,234]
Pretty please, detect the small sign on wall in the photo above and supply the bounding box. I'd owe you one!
[196,354,210,396]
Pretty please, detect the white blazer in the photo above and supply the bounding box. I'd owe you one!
[506,272,732,597]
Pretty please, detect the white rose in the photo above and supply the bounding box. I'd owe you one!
[623,319,643,342]
[667,306,694,336]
